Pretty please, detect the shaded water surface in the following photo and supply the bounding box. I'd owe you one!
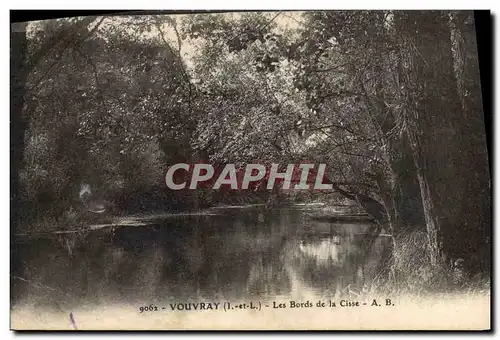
[12,206,390,311]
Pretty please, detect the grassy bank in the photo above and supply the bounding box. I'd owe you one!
[370,230,490,297]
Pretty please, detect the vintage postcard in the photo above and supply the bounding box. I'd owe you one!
[10,10,491,330]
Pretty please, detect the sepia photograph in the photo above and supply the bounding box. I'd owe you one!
[10,9,491,330]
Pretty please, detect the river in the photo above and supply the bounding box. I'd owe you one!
[11,205,391,314]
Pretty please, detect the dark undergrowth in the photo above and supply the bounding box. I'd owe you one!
[370,229,490,297]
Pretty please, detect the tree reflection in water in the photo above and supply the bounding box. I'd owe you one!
[12,207,390,310]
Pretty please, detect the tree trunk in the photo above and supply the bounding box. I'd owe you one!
[358,44,426,235]
[395,11,490,274]
[388,133,426,231]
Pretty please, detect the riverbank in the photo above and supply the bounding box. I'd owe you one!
[369,229,490,298]
[12,203,489,331]
[16,200,353,236]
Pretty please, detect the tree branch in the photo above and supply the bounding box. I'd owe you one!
[30,16,106,90]
[75,47,128,134]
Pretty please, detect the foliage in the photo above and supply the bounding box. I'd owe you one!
[12,11,490,278]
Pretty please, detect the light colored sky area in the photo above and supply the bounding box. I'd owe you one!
[26,11,305,71]
[111,11,304,70]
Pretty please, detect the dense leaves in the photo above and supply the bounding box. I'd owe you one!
[12,11,489,275]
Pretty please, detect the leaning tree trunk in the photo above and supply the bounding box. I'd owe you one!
[395,11,490,274]
[355,40,426,235]
[382,102,426,231]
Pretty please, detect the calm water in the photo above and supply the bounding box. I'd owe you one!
[11,206,390,311]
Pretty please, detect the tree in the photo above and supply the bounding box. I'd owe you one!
[395,10,490,274]
[289,11,426,234]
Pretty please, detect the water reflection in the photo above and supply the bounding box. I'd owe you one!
[298,236,342,265]
[12,207,390,311]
